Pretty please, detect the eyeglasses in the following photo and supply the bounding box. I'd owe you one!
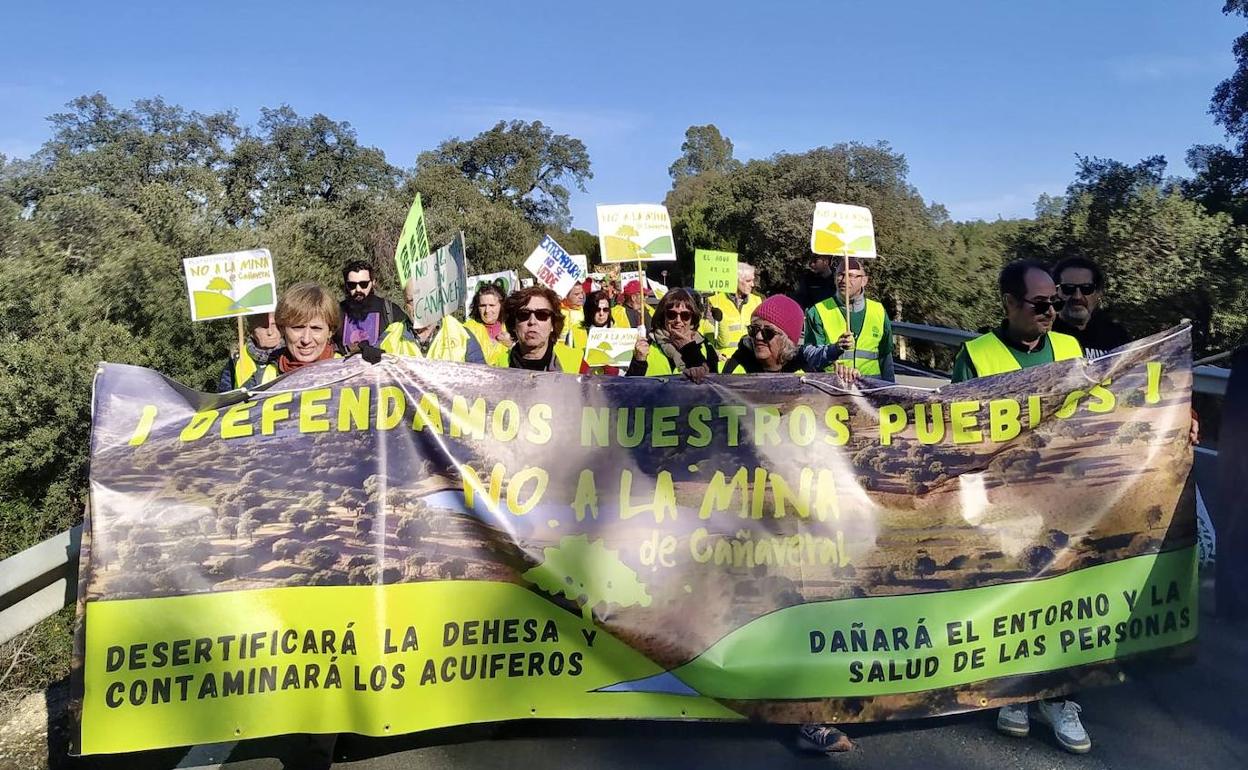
[1058,282,1098,297]
[667,310,694,323]
[747,324,779,342]
[1022,296,1066,315]
[345,280,371,290]
[515,308,555,323]
[595,304,611,313]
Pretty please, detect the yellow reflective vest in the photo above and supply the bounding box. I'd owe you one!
[232,346,259,390]
[706,292,762,356]
[964,330,1083,376]
[463,318,505,361]
[380,317,472,361]
[488,342,582,373]
[611,303,653,331]
[814,297,887,376]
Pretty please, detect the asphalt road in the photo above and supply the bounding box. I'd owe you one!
[40,614,1247,770]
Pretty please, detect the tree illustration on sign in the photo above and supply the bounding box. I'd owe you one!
[522,534,652,623]
[193,276,239,319]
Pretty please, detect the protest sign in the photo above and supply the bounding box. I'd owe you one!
[811,202,877,258]
[405,232,466,327]
[596,204,676,263]
[394,193,431,287]
[570,254,589,278]
[618,271,668,299]
[524,235,585,297]
[584,326,642,369]
[181,249,276,322]
[694,249,738,293]
[75,327,1196,754]
[465,270,520,312]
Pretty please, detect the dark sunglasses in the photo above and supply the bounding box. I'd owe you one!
[1022,296,1065,315]
[747,324,778,341]
[345,280,371,290]
[595,304,611,313]
[515,308,555,323]
[1058,282,1098,297]
[667,310,694,323]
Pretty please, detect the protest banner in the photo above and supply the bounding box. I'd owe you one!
[524,235,585,297]
[570,254,589,278]
[394,193,431,288]
[181,249,276,323]
[596,204,677,263]
[811,202,877,258]
[694,249,738,294]
[74,327,1197,754]
[465,270,520,312]
[405,232,467,328]
[584,326,643,369]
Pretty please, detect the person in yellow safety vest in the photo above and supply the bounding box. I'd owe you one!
[244,282,344,388]
[611,280,654,330]
[379,279,486,362]
[706,262,763,359]
[952,260,1089,755]
[216,312,283,392]
[951,259,1083,383]
[560,281,586,344]
[721,295,856,377]
[802,257,896,382]
[488,286,583,372]
[463,283,513,361]
[645,288,719,382]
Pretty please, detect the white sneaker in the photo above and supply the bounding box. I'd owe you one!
[1035,699,1091,754]
[996,703,1030,737]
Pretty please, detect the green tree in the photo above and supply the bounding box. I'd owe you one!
[668,124,740,181]
[418,120,591,230]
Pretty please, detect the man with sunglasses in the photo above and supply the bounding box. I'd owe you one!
[951,260,1084,384]
[1050,256,1130,359]
[336,259,411,355]
[952,260,1089,753]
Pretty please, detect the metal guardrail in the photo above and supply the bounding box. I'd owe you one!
[0,524,80,645]
[892,321,1231,396]
[0,323,1232,645]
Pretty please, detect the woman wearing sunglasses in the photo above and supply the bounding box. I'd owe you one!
[571,289,650,375]
[721,295,859,380]
[644,288,720,382]
[490,286,583,372]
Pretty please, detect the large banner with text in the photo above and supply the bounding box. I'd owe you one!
[73,327,1198,754]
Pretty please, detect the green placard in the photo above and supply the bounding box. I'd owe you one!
[694,249,738,293]
[394,193,431,287]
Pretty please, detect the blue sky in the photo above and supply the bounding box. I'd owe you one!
[1,1,1240,230]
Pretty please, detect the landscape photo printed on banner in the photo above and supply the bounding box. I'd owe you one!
[73,327,1197,754]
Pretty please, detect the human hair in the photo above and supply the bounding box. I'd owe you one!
[1051,255,1105,290]
[738,262,756,277]
[470,284,506,323]
[341,259,374,283]
[582,290,612,329]
[654,288,703,330]
[998,259,1051,299]
[834,257,867,275]
[275,282,342,333]
[503,285,565,343]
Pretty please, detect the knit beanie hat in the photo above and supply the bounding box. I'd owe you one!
[751,294,804,343]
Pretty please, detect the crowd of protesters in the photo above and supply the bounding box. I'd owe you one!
[212,249,1203,756]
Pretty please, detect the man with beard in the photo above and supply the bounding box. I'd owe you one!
[335,259,410,355]
[1050,256,1131,359]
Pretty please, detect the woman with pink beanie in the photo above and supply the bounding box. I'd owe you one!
[722,294,860,379]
